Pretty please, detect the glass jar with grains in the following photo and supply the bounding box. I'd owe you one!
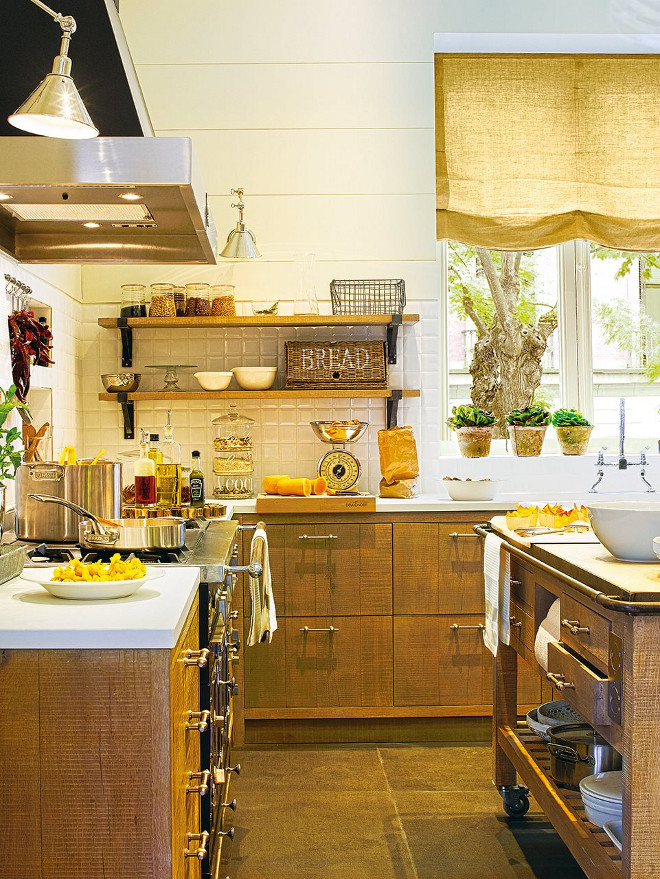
[185,283,211,316]
[211,284,236,316]
[149,283,176,317]
[173,286,186,317]
[120,284,147,318]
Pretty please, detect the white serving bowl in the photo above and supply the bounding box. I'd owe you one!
[442,478,502,501]
[193,371,233,391]
[232,366,277,390]
[587,502,660,561]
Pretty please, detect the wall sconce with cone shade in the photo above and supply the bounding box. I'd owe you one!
[219,188,261,259]
[8,0,98,139]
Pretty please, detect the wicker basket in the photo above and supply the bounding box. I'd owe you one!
[0,544,28,586]
[285,340,387,388]
[330,279,406,315]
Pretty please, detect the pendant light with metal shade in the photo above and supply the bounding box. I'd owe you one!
[8,0,98,139]
[219,188,261,259]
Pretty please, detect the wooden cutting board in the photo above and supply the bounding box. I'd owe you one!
[256,493,376,513]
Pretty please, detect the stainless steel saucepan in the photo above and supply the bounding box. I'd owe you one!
[29,495,186,552]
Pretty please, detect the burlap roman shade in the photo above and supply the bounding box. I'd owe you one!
[435,54,660,250]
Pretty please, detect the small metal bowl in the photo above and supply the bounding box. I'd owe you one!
[310,420,369,444]
[102,373,141,393]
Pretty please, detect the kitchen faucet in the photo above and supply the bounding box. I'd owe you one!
[590,397,654,492]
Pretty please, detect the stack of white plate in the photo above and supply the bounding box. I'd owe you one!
[579,771,623,828]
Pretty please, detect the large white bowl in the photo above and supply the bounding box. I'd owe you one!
[194,371,233,391]
[232,366,277,390]
[19,567,162,600]
[442,478,502,501]
[587,502,660,561]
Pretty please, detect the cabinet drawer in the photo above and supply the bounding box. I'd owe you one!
[559,594,610,673]
[546,640,610,726]
[509,597,534,654]
[393,523,484,614]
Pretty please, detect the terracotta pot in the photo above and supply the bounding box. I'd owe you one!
[556,424,593,456]
[456,426,494,458]
[507,425,547,457]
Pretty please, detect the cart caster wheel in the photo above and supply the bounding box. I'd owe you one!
[503,793,529,818]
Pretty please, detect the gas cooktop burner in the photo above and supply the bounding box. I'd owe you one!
[81,549,189,565]
[27,543,77,564]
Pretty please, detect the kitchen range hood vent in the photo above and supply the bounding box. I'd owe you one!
[0,137,217,264]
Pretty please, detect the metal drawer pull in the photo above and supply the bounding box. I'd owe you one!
[212,711,226,727]
[228,610,239,620]
[227,763,241,775]
[186,770,211,796]
[509,617,523,628]
[184,831,210,860]
[300,626,339,633]
[298,533,338,540]
[449,623,485,632]
[449,532,480,538]
[561,619,590,636]
[510,579,521,588]
[186,710,211,732]
[221,798,237,812]
[218,827,235,840]
[546,672,576,691]
[184,648,210,668]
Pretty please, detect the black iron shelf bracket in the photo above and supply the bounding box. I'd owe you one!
[387,314,403,364]
[386,389,403,429]
[118,317,133,368]
[117,392,135,440]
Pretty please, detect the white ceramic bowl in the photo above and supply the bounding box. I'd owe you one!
[193,371,233,391]
[19,567,162,600]
[442,478,502,501]
[232,366,277,390]
[603,819,623,852]
[587,502,660,561]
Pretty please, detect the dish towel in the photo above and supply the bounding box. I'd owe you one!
[483,532,511,656]
[533,599,560,671]
[247,528,277,646]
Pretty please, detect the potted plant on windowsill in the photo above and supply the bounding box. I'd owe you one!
[552,408,593,455]
[448,405,496,458]
[506,405,551,457]
[0,385,27,538]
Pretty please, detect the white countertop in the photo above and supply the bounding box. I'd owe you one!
[0,566,200,650]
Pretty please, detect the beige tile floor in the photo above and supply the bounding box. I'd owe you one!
[221,743,587,879]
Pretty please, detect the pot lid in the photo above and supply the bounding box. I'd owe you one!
[579,771,623,804]
[549,722,610,748]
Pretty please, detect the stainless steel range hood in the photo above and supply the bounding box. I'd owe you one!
[0,137,217,264]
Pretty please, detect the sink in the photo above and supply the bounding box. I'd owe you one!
[587,502,660,562]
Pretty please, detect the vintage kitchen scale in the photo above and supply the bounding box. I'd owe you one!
[310,420,369,493]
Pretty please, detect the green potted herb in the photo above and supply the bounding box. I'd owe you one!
[447,405,497,458]
[505,405,551,457]
[0,385,26,537]
[552,408,593,456]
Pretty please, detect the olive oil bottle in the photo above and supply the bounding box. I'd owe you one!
[156,410,182,506]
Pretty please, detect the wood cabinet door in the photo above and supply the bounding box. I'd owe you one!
[284,524,392,616]
[393,523,484,614]
[243,612,288,709]
[170,605,202,879]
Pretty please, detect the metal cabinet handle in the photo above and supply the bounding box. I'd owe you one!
[561,619,590,636]
[186,710,211,732]
[184,831,210,860]
[546,672,576,690]
[227,763,241,776]
[186,770,211,796]
[184,648,210,668]
[449,623,485,632]
[221,798,237,812]
[509,617,523,628]
[300,626,339,633]
[449,532,480,538]
[298,534,338,540]
[212,711,226,727]
[510,579,521,587]
[228,610,239,620]
[218,827,235,840]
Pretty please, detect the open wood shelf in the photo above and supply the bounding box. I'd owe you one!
[98,314,419,329]
[499,723,621,877]
[99,389,420,402]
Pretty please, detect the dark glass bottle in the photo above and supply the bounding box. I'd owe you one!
[190,450,205,507]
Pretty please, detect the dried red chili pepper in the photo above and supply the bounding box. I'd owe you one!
[8,309,54,402]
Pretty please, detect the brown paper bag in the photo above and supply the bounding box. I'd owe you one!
[379,478,417,499]
[377,426,419,482]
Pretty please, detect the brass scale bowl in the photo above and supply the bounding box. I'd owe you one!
[310,421,369,492]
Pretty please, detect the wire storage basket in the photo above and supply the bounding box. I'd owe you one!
[330,279,406,315]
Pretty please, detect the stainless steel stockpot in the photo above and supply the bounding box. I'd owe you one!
[15,462,122,542]
[548,723,622,789]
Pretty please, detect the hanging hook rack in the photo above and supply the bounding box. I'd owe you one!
[4,273,32,313]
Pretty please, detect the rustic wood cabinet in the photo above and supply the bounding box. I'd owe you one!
[0,598,203,879]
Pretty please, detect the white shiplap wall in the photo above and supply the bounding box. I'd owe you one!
[80,0,628,491]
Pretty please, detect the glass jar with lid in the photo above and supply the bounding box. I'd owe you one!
[173,285,186,317]
[149,283,176,317]
[212,404,255,498]
[211,284,236,316]
[120,284,147,318]
[185,283,211,316]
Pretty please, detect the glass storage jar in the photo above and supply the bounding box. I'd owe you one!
[211,284,236,316]
[149,283,176,317]
[212,404,254,452]
[185,283,211,316]
[180,465,191,504]
[120,284,147,318]
[212,404,255,498]
[213,473,254,499]
[173,285,186,317]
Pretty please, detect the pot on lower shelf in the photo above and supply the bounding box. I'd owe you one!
[507,425,547,457]
[547,723,622,789]
[456,426,494,458]
[556,424,593,456]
